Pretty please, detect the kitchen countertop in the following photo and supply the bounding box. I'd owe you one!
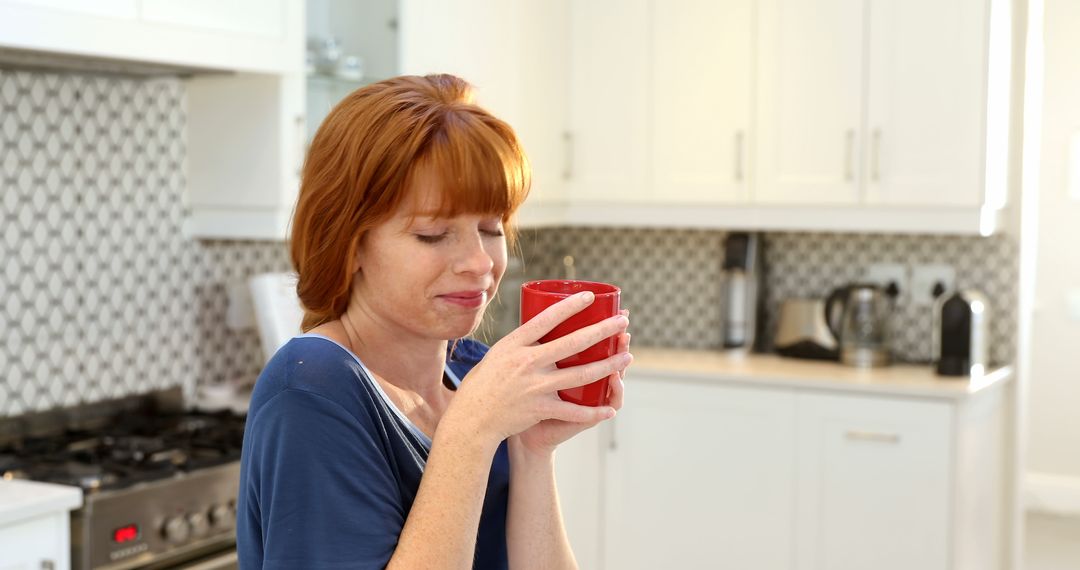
[628,347,1013,400]
[0,479,82,527]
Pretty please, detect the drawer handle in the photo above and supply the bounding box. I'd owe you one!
[845,430,901,444]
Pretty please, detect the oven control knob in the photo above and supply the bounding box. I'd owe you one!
[162,515,191,544]
[209,504,232,528]
[188,512,210,538]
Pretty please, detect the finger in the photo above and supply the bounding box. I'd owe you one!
[540,314,629,364]
[619,308,629,318]
[549,351,633,391]
[617,332,630,354]
[546,399,616,425]
[607,374,624,410]
[515,291,595,345]
[620,333,632,379]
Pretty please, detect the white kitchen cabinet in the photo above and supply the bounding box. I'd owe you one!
[755,0,1012,222]
[566,0,651,204]
[554,418,603,570]
[399,0,570,211]
[561,359,1010,570]
[0,0,298,73]
[601,378,797,570]
[864,0,989,207]
[651,0,753,204]
[186,0,569,239]
[0,480,82,570]
[755,0,864,205]
[0,513,69,570]
[140,0,286,39]
[795,393,952,570]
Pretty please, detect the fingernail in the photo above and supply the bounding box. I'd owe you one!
[605,408,617,419]
[581,291,594,302]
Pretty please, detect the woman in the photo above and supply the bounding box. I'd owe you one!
[237,74,632,569]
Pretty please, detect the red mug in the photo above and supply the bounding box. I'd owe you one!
[520,280,621,407]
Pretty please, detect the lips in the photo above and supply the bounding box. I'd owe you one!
[437,290,487,308]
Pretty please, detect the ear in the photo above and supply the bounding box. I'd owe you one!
[349,236,363,275]
[350,252,362,275]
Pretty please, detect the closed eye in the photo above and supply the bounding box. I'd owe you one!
[415,233,446,244]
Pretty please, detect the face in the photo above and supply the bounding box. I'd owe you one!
[348,168,508,342]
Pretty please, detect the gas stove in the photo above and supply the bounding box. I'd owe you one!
[0,388,246,570]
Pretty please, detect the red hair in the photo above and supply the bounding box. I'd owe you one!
[289,74,530,331]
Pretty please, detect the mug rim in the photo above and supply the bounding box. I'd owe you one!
[521,279,620,298]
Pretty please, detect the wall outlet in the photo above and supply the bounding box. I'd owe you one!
[863,263,909,303]
[911,264,956,307]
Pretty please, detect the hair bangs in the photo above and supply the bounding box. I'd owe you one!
[411,108,531,223]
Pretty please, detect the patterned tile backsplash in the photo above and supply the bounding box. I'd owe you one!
[0,67,1019,416]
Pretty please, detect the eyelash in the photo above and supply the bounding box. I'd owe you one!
[416,229,504,244]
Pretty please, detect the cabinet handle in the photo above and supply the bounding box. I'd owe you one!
[734,129,745,182]
[40,561,55,570]
[295,115,306,177]
[845,430,901,444]
[871,128,882,182]
[608,415,617,451]
[562,131,573,181]
[844,129,856,182]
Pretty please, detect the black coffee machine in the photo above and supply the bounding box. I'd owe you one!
[933,288,990,376]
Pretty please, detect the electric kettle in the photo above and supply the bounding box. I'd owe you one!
[828,283,894,367]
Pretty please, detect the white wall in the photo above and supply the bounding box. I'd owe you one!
[1025,0,1080,515]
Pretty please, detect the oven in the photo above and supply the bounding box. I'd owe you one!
[0,389,246,570]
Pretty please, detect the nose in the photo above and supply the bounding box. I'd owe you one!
[453,231,495,276]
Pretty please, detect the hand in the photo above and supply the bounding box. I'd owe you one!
[444,294,632,449]
[513,310,631,456]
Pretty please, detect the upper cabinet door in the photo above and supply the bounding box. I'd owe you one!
[399,0,568,207]
[567,0,651,203]
[864,0,987,206]
[651,0,753,204]
[140,0,285,39]
[755,0,864,205]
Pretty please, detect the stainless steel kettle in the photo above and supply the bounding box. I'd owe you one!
[827,283,894,367]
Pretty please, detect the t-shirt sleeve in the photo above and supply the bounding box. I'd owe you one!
[243,388,405,569]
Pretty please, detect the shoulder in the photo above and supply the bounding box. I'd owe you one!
[248,336,373,425]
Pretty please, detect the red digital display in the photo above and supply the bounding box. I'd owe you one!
[113,524,139,543]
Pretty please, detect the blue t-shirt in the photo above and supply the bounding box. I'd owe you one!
[237,334,509,569]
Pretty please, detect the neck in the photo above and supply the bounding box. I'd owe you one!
[338,300,448,397]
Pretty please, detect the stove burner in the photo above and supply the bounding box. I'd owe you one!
[0,409,246,493]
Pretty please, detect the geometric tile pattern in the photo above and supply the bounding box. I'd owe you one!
[0,66,1019,415]
[0,68,289,416]
[484,228,1018,366]
[763,231,1018,365]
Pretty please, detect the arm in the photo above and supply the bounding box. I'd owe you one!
[393,293,629,568]
[505,324,631,570]
[386,421,500,569]
[506,438,577,570]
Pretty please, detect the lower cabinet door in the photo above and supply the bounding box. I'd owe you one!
[555,423,603,570]
[0,512,69,570]
[603,377,797,570]
[795,392,953,570]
